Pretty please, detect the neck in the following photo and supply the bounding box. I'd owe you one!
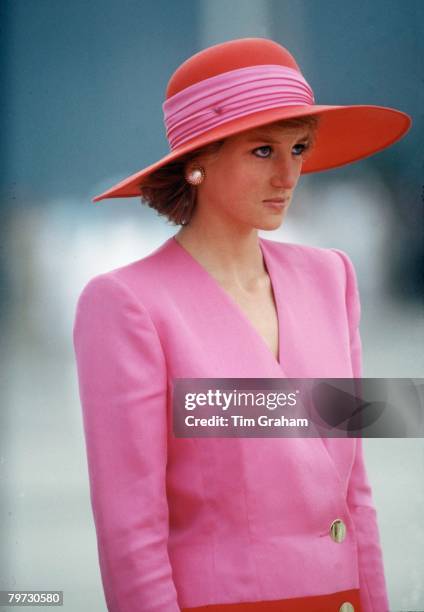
[174,219,267,292]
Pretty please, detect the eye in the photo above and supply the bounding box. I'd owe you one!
[252,142,311,159]
[252,145,272,158]
[293,142,311,157]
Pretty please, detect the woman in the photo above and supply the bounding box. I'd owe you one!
[73,38,411,612]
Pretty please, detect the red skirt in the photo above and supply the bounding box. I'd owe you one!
[182,588,362,611]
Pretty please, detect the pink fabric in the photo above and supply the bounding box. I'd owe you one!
[163,65,315,149]
[73,237,390,612]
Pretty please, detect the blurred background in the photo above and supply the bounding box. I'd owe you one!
[1,0,423,610]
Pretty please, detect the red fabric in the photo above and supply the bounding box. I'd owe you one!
[183,588,362,611]
[92,38,411,202]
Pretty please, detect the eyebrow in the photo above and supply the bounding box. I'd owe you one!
[246,131,311,143]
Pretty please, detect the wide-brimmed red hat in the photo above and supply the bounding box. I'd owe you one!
[92,37,412,203]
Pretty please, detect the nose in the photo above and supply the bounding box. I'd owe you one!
[270,156,301,191]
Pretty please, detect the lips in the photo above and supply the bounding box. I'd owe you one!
[263,198,288,203]
[262,198,289,210]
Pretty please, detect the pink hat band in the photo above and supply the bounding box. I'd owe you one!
[162,64,315,150]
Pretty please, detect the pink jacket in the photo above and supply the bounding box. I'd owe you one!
[73,236,389,612]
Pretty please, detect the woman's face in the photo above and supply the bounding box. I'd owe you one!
[192,123,314,231]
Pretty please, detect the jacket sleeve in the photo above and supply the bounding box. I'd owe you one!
[72,273,180,612]
[331,248,390,612]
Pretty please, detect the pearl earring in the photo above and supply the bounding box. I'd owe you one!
[185,166,205,185]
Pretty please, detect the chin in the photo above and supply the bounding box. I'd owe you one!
[256,217,286,231]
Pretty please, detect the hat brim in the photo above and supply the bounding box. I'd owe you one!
[92,104,411,202]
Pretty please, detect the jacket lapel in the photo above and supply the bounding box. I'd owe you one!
[169,236,288,378]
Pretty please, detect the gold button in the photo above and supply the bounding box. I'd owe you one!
[339,602,354,612]
[330,518,346,542]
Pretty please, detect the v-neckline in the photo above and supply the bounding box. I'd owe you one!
[170,235,283,370]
